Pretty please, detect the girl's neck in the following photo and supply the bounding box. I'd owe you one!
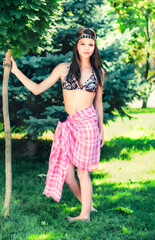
[80,58,91,69]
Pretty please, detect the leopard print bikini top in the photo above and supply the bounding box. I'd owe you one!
[62,67,98,93]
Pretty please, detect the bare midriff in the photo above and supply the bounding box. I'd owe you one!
[63,89,96,115]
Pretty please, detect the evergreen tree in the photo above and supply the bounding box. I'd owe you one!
[0,0,138,141]
[23,0,138,135]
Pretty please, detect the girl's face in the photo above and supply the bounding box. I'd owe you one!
[77,37,95,59]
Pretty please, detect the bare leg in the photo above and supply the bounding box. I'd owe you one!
[67,169,92,222]
[65,161,81,201]
[65,162,97,212]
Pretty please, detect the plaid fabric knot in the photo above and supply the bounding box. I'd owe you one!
[59,112,69,122]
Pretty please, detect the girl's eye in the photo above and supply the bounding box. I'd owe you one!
[80,43,94,46]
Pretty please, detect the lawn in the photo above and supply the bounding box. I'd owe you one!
[0,108,155,240]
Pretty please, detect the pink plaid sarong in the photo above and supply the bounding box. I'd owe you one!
[43,105,101,202]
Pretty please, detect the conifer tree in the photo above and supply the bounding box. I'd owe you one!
[22,0,138,136]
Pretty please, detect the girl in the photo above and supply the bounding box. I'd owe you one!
[3,28,105,222]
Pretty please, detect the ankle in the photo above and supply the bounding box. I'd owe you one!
[79,213,90,220]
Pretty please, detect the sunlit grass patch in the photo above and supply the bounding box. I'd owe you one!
[38,131,54,140]
[124,107,155,114]
[104,112,155,141]
[0,131,54,140]
[94,150,155,184]
[26,231,63,240]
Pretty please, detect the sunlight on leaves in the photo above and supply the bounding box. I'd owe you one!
[41,221,48,226]
[38,174,47,178]
[106,206,134,215]
[122,225,132,234]
[63,206,79,213]
[115,206,134,214]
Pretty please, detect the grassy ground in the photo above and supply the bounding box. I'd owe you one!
[0,108,155,240]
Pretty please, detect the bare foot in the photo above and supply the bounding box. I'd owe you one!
[90,206,98,212]
[67,216,90,222]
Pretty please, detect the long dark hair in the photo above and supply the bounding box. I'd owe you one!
[66,28,107,86]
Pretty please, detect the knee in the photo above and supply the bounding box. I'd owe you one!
[77,169,90,181]
[65,173,75,186]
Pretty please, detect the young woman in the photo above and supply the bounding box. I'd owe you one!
[3,28,105,222]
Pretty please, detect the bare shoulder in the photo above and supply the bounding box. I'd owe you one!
[58,62,71,80]
[57,62,71,71]
[101,67,105,76]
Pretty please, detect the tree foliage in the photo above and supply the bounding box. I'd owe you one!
[0,0,58,56]
[0,0,139,139]
[107,0,155,107]
[0,0,58,218]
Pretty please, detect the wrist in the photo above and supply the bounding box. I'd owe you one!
[99,127,104,134]
[12,67,20,76]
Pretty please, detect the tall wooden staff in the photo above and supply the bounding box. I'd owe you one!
[2,49,12,218]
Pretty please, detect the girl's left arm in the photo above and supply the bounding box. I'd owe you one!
[94,69,105,147]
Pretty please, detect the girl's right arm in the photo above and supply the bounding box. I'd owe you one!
[4,56,62,95]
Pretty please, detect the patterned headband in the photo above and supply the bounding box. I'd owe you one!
[76,34,96,42]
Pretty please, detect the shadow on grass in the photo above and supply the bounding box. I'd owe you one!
[0,137,154,164]
[101,137,155,162]
[0,138,52,161]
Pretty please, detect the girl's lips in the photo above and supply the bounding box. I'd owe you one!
[83,52,89,54]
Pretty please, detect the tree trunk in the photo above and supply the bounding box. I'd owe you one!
[141,9,150,109]
[2,49,12,218]
[142,98,148,108]
[25,134,39,157]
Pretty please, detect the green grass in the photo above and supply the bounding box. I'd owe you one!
[104,112,154,141]
[123,107,155,114]
[0,110,155,240]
